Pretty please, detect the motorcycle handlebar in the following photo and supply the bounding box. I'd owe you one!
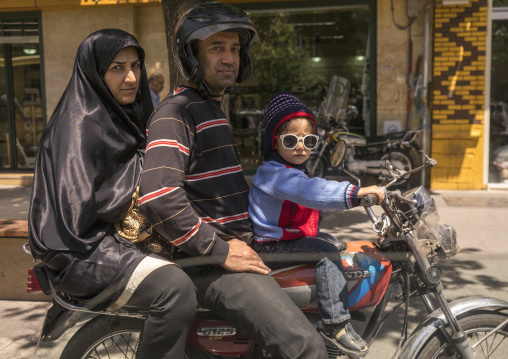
[361,194,379,207]
[361,194,379,224]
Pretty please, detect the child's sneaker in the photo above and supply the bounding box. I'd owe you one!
[320,322,369,358]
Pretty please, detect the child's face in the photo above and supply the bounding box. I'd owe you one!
[275,118,314,165]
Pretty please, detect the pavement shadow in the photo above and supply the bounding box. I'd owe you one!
[352,247,508,354]
[439,248,508,292]
[2,302,48,319]
[0,302,50,353]
[13,334,40,351]
[353,296,435,352]
[0,186,32,220]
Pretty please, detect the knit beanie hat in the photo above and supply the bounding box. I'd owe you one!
[264,92,316,152]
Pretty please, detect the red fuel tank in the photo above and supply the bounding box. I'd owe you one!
[271,241,392,311]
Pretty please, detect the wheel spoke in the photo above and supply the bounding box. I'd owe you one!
[84,331,140,359]
[421,318,508,359]
[469,328,508,358]
[483,332,504,357]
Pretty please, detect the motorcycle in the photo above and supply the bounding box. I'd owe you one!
[306,75,422,190]
[26,144,508,358]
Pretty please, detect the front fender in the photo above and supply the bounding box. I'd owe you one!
[399,296,508,359]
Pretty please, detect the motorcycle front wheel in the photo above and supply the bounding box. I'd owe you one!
[415,312,508,359]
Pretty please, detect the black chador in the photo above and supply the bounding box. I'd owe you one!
[28,29,153,308]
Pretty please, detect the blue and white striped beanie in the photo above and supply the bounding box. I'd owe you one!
[264,92,316,152]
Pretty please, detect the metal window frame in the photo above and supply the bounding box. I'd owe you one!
[485,0,508,188]
[0,11,45,173]
[235,0,377,136]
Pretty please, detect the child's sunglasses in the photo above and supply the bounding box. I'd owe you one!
[274,134,320,150]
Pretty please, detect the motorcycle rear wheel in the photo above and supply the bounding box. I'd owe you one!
[59,316,143,359]
[415,312,508,359]
[59,315,236,359]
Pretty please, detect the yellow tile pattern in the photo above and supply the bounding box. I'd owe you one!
[430,0,487,189]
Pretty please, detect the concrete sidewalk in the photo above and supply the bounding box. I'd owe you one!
[1,185,508,358]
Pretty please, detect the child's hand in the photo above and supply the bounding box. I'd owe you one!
[358,186,386,204]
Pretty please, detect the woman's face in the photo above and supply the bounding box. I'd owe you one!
[104,47,141,105]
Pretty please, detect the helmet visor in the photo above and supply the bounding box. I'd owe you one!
[187,23,259,46]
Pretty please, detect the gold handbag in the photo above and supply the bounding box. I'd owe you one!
[115,187,151,243]
[115,187,177,259]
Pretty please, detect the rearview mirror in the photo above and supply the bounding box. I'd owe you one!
[330,140,347,168]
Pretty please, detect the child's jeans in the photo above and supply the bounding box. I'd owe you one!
[251,232,350,327]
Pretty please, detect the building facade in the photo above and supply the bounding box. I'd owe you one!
[0,0,505,190]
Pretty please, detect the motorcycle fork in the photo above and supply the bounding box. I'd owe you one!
[407,234,476,359]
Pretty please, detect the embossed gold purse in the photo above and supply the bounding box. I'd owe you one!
[115,187,176,259]
[115,187,151,242]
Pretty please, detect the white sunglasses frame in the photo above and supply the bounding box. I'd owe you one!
[274,134,320,150]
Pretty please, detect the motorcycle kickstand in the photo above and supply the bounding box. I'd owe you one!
[135,330,144,359]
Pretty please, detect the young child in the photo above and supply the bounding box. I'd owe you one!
[249,92,385,357]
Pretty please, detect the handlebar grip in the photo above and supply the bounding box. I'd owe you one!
[361,194,378,207]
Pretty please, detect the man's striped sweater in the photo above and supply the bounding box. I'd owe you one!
[139,86,252,263]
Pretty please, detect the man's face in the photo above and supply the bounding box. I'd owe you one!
[195,31,240,94]
[150,75,164,94]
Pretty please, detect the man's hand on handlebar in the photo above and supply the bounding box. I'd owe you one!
[222,239,271,275]
[358,186,386,204]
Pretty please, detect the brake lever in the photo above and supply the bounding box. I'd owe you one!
[424,155,437,168]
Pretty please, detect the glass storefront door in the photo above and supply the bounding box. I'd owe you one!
[0,44,10,168]
[488,8,508,186]
[0,15,44,171]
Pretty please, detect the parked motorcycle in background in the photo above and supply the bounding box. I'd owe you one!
[306,75,422,189]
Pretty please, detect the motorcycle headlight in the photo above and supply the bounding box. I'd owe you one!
[400,186,436,225]
[403,187,461,259]
[415,217,460,259]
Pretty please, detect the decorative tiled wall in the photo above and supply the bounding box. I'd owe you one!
[431,0,487,189]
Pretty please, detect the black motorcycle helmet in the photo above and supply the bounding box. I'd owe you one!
[175,1,259,96]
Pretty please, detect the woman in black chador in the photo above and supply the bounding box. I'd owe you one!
[28,29,196,358]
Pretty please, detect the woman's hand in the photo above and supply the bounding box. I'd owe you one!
[358,186,386,204]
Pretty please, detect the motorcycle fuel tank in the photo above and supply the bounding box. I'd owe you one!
[271,241,392,311]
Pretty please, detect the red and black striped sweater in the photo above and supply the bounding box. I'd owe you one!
[139,86,252,264]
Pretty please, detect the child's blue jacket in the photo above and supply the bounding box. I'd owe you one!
[249,156,360,243]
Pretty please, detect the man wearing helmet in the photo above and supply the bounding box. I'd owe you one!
[139,2,328,358]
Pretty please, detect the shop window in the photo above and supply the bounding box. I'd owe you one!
[489,12,508,184]
[0,14,45,171]
[231,3,372,172]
